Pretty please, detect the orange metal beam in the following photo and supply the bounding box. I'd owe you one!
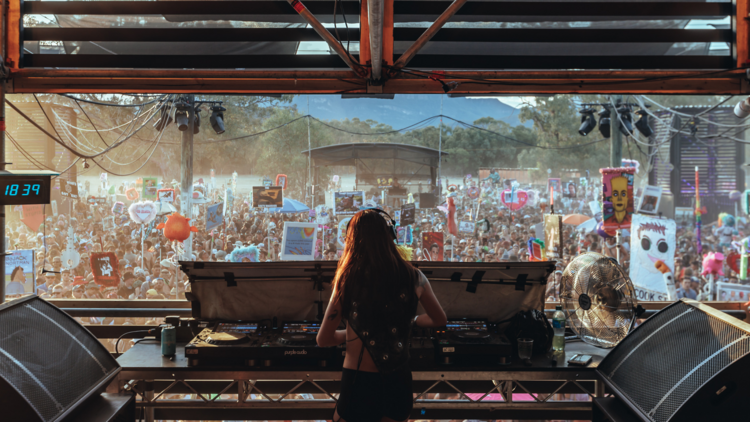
[7,69,747,94]
[5,0,20,69]
[737,0,750,68]
[359,0,371,71]
[383,0,394,66]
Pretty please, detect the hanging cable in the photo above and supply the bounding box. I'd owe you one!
[59,93,165,108]
[6,98,166,159]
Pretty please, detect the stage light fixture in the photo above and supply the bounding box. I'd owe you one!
[210,105,227,135]
[174,100,191,132]
[193,107,201,135]
[598,108,611,138]
[634,110,653,137]
[617,106,633,136]
[734,97,750,118]
[578,108,597,136]
[82,159,90,169]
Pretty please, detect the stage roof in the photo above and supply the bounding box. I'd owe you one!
[302,143,448,168]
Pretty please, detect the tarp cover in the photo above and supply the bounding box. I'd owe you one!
[183,260,553,322]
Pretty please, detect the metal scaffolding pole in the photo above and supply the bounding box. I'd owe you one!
[180,94,195,260]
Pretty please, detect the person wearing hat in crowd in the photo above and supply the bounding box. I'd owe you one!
[119,272,137,299]
[84,282,103,299]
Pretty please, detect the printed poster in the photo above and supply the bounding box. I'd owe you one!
[5,250,35,295]
[716,282,750,302]
[544,214,564,261]
[637,185,662,215]
[142,177,158,200]
[600,167,635,230]
[629,214,676,301]
[252,186,283,208]
[157,188,175,203]
[334,191,364,215]
[421,232,444,261]
[397,226,413,245]
[459,221,476,234]
[393,210,401,225]
[400,203,416,226]
[564,181,577,198]
[206,202,224,231]
[280,222,318,261]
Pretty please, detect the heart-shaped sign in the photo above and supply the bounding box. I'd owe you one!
[500,189,528,211]
[726,252,746,278]
[128,201,158,225]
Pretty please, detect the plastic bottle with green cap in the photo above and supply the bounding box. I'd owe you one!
[552,305,566,352]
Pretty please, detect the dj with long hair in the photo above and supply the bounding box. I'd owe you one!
[318,209,447,422]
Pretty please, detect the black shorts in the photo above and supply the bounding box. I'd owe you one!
[336,367,413,422]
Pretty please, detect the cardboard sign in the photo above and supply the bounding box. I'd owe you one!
[334,191,364,215]
[637,185,663,215]
[252,186,283,208]
[102,216,115,231]
[600,167,635,230]
[128,201,158,225]
[276,174,288,190]
[630,215,676,301]
[459,221,476,234]
[157,188,175,203]
[544,214,564,261]
[501,189,528,210]
[400,203,416,226]
[5,250,35,295]
[112,201,125,215]
[206,202,224,231]
[21,204,44,231]
[142,177,158,200]
[421,232,444,261]
[90,252,120,287]
[60,181,78,199]
[280,222,318,261]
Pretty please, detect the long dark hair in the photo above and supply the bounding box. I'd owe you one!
[333,210,415,304]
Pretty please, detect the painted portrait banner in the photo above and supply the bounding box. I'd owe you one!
[421,232,444,262]
[629,214,676,301]
[600,167,635,230]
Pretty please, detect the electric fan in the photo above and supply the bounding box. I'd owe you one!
[560,252,642,348]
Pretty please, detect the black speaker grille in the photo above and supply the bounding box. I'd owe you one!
[598,300,750,422]
[0,298,119,422]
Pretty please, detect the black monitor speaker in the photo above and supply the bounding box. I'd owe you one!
[0,296,122,422]
[596,299,750,422]
[418,193,437,209]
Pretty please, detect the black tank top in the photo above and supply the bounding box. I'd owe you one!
[341,264,421,373]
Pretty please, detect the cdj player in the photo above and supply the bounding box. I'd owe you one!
[434,318,511,366]
[185,322,266,367]
[186,320,342,368]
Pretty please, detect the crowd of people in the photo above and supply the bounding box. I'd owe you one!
[4,171,748,306]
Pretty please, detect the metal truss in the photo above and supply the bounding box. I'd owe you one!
[112,369,602,421]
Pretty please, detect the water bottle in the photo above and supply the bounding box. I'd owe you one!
[552,305,566,352]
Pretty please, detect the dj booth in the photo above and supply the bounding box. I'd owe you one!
[108,260,611,421]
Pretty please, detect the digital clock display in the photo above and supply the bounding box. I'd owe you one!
[0,177,51,205]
